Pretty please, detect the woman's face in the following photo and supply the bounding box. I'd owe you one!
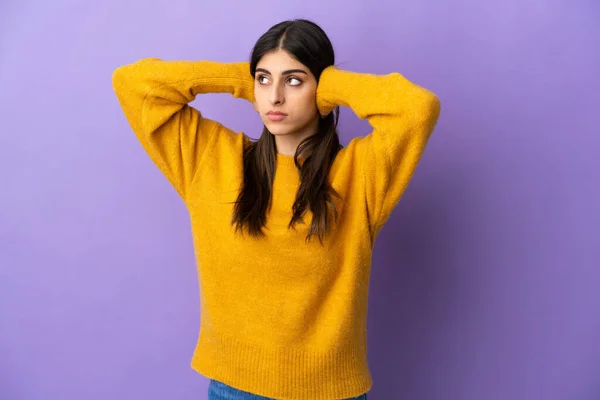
[253,49,319,138]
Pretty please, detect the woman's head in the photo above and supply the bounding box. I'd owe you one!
[232,19,342,244]
[250,19,335,139]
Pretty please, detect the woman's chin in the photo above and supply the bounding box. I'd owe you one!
[266,124,294,136]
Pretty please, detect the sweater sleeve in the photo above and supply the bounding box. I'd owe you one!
[111,58,255,200]
[316,66,441,232]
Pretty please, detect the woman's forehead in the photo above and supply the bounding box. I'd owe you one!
[257,50,307,72]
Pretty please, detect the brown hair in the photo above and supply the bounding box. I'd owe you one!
[231,19,342,244]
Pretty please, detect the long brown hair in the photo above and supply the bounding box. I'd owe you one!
[231,19,342,245]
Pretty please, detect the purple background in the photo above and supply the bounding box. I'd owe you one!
[1,1,599,399]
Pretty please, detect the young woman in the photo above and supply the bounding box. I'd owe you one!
[113,19,440,400]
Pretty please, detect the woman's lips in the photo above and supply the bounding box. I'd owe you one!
[267,113,287,121]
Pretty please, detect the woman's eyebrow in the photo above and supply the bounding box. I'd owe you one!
[256,68,308,75]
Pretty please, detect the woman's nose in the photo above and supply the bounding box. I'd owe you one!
[269,86,284,105]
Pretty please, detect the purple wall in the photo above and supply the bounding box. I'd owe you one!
[1,1,598,399]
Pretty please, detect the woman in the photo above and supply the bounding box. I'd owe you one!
[112,18,440,400]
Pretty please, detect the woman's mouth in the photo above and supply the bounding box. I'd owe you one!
[267,112,287,122]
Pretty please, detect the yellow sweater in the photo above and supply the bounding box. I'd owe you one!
[112,58,440,399]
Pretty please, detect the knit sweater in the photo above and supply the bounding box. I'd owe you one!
[112,58,440,400]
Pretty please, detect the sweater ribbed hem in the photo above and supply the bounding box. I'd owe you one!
[190,328,372,400]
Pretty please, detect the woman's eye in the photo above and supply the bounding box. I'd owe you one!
[256,75,301,86]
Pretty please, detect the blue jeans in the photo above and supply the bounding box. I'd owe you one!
[208,379,368,399]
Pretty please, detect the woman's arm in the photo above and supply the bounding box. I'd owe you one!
[316,66,441,233]
[112,58,255,199]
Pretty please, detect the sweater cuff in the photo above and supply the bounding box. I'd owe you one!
[316,66,343,117]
